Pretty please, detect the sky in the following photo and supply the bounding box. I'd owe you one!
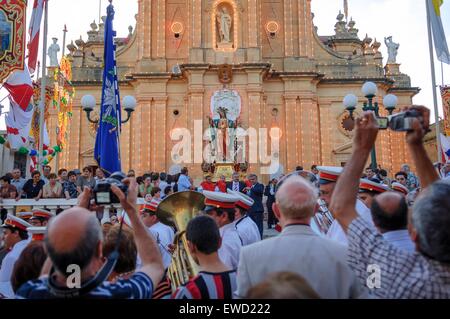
[1,0,450,130]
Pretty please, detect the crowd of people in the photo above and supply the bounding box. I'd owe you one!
[0,105,449,299]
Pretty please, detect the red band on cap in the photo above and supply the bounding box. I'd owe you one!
[393,186,408,195]
[359,182,387,194]
[33,212,51,219]
[32,234,45,241]
[319,172,339,182]
[5,220,27,231]
[236,200,250,211]
[205,199,236,209]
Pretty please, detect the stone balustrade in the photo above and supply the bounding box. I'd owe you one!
[0,198,147,222]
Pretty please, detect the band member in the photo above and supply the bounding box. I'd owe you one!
[0,215,31,298]
[391,182,409,196]
[358,179,391,209]
[227,189,261,246]
[26,227,46,241]
[29,209,55,227]
[202,191,241,269]
[316,166,374,245]
[172,215,237,299]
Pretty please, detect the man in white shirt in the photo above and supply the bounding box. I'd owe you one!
[158,173,169,196]
[228,189,261,246]
[203,191,242,269]
[10,168,27,199]
[317,166,375,245]
[358,179,391,209]
[0,214,31,298]
[140,200,175,269]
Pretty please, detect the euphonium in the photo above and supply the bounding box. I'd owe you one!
[156,191,205,290]
[312,199,334,235]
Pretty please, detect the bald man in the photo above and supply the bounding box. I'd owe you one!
[16,178,164,299]
[236,175,367,299]
[371,192,415,252]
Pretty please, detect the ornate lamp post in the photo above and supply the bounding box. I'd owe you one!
[343,81,398,170]
[80,94,137,124]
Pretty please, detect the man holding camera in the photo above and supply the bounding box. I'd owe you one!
[16,178,164,299]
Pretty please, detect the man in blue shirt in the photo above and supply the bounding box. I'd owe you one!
[16,178,164,299]
[177,167,193,192]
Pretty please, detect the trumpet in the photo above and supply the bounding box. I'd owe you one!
[156,191,205,290]
[312,199,334,235]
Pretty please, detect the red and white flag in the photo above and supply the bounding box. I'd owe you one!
[28,0,46,74]
[3,64,34,111]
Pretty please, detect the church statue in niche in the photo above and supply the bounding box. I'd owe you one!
[216,6,232,44]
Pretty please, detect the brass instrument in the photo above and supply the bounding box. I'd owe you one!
[156,191,205,290]
[312,199,334,235]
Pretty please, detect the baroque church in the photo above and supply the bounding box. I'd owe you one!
[50,0,419,181]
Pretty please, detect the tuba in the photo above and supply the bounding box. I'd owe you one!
[312,199,334,235]
[156,191,205,290]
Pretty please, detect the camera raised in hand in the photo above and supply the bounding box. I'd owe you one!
[93,171,128,205]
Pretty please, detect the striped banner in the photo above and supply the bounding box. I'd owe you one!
[441,85,450,136]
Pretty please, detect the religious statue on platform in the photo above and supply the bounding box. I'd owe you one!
[217,7,232,43]
[48,37,60,67]
[384,36,399,64]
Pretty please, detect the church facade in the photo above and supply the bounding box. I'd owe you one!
[50,0,419,181]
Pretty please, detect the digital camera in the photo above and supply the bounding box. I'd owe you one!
[377,109,421,132]
[93,171,128,205]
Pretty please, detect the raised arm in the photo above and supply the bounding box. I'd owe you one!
[330,111,379,232]
[405,106,439,188]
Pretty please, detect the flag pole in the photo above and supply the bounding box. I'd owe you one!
[38,0,48,173]
[426,0,443,163]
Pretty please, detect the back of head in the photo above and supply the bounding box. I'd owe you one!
[275,176,318,220]
[103,225,137,274]
[159,172,167,181]
[11,241,48,293]
[371,192,408,232]
[246,272,320,299]
[186,215,220,254]
[45,208,103,274]
[412,181,450,263]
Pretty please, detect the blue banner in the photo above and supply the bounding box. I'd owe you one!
[94,3,122,175]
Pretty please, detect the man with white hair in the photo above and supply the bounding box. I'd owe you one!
[235,176,366,299]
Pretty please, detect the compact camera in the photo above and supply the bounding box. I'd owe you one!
[93,171,128,205]
[376,109,421,132]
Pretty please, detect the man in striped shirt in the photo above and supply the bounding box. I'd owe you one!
[173,215,237,299]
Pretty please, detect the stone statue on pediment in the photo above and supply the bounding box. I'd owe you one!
[217,7,232,43]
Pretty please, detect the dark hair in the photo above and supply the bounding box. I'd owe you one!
[206,207,236,223]
[136,176,144,185]
[159,172,167,181]
[395,171,408,179]
[371,196,408,231]
[48,173,57,179]
[0,175,11,184]
[9,228,29,240]
[311,165,317,170]
[68,171,77,177]
[31,171,41,177]
[186,216,221,254]
[295,166,303,171]
[151,187,161,197]
[58,169,67,176]
[45,215,102,274]
[151,173,159,182]
[103,225,137,274]
[11,241,48,293]
[83,166,92,173]
[181,167,188,175]
[164,186,172,196]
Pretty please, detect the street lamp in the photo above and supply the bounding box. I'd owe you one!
[343,81,398,170]
[81,94,137,124]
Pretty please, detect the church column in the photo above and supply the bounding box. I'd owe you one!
[68,105,82,169]
[156,0,166,58]
[248,0,258,47]
[318,99,334,166]
[130,99,144,173]
[137,0,151,60]
[187,89,204,179]
[151,97,168,172]
[192,0,202,48]
[283,95,298,172]
[284,0,294,56]
[299,96,321,167]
